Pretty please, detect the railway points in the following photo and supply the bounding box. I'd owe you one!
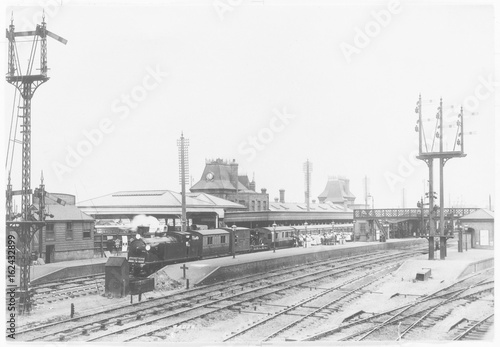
[14,238,493,343]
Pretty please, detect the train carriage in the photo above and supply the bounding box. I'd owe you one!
[221,227,252,253]
[196,229,231,258]
[255,226,298,249]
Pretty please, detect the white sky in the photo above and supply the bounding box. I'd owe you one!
[2,0,497,209]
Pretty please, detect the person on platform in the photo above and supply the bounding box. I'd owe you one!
[106,238,114,253]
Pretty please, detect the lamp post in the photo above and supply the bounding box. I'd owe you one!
[331,221,334,243]
[456,220,463,253]
[304,222,308,248]
[231,225,237,259]
[272,223,277,253]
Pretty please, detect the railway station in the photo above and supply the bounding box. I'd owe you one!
[4,3,495,345]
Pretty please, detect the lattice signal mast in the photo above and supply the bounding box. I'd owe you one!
[5,13,67,314]
[303,159,313,211]
[414,95,465,260]
[177,133,190,232]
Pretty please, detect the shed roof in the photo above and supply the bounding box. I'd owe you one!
[460,209,495,221]
[44,204,94,221]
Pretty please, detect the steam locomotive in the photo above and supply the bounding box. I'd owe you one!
[128,224,353,277]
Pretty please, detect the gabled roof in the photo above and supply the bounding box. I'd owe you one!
[460,208,495,221]
[77,190,244,210]
[44,204,94,221]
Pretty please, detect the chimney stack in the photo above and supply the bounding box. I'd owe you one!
[261,188,267,194]
[274,197,279,202]
[279,189,285,203]
[229,160,239,191]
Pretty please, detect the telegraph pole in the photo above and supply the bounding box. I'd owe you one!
[177,133,189,232]
[303,159,312,211]
[414,96,466,260]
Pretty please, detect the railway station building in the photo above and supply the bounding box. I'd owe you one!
[77,189,245,229]
[459,208,494,250]
[31,193,95,263]
[317,176,357,209]
[225,188,353,228]
[190,158,269,211]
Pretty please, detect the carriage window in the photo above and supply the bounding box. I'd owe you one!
[282,232,284,238]
[268,234,271,240]
[207,237,213,245]
[221,236,226,243]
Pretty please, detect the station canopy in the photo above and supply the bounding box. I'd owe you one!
[77,190,244,219]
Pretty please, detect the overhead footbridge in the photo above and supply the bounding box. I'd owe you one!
[353,208,478,241]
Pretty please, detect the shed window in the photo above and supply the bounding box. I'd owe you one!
[46,224,55,241]
[66,222,73,240]
[221,235,226,243]
[207,236,213,245]
[83,223,92,239]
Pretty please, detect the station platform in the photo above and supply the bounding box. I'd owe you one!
[17,257,109,286]
[393,246,494,286]
[20,239,425,286]
[159,238,427,287]
[22,238,492,288]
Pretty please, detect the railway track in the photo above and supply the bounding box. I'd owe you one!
[300,268,494,342]
[26,274,105,306]
[453,314,494,340]
[17,247,426,342]
[222,263,399,342]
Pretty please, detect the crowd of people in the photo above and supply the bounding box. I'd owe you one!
[295,232,349,248]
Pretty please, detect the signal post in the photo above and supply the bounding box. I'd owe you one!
[414,96,466,260]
